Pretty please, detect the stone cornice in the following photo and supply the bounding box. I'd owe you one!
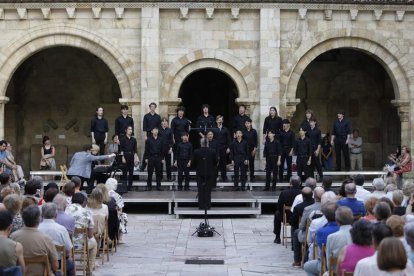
[0,2,412,11]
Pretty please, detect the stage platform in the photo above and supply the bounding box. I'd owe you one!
[122,190,279,217]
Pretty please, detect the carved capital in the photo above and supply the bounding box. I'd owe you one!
[115,7,124,19]
[41,8,51,20]
[285,98,301,120]
[17,8,27,20]
[92,7,102,19]
[298,8,307,20]
[396,11,405,22]
[349,9,358,21]
[66,7,76,19]
[205,8,214,19]
[324,10,332,21]
[159,98,182,116]
[119,98,141,106]
[180,7,189,20]
[373,10,382,21]
[391,99,410,122]
[231,8,240,20]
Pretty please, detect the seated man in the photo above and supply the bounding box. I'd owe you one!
[337,183,366,217]
[65,193,98,271]
[53,193,76,235]
[39,203,75,276]
[354,174,371,202]
[10,205,58,276]
[0,210,25,274]
[6,143,25,182]
[304,202,339,276]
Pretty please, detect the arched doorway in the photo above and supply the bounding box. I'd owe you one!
[291,48,399,169]
[178,68,238,145]
[5,46,122,172]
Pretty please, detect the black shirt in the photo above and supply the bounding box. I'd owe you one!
[263,139,282,158]
[280,129,295,151]
[307,127,322,151]
[300,119,311,132]
[230,139,249,161]
[289,198,315,227]
[332,118,352,137]
[207,139,219,155]
[192,148,218,178]
[144,136,164,159]
[232,114,251,133]
[115,115,134,136]
[143,113,161,134]
[119,135,137,154]
[196,114,216,134]
[277,187,302,213]
[213,126,231,148]
[294,137,312,157]
[91,117,109,134]
[263,116,283,135]
[159,127,173,148]
[243,128,258,151]
[176,142,193,160]
[171,116,191,141]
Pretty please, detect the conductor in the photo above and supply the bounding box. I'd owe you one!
[192,138,218,210]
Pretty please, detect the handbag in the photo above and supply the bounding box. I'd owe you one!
[40,159,51,170]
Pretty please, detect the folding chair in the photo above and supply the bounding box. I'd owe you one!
[24,255,51,276]
[73,228,90,276]
[343,272,353,276]
[55,245,67,276]
[93,215,110,265]
[320,244,327,276]
[282,205,292,248]
[301,218,311,267]
[328,256,338,276]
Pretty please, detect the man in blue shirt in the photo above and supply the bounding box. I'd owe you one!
[304,202,339,276]
[337,183,366,217]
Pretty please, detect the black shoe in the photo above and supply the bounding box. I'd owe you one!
[263,187,270,191]
[167,177,172,181]
[241,187,246,191]
[274,237,281,244]
[184,186,189,191]
[156,186,163,191]
[177,186,183,191]
[147,186,152,191]
[250,177,255,183]
[233,186,240,191]
[271,186,276,191]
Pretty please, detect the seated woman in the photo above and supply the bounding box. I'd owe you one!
[40,136,56,171]
[104,178,128,243]
[377,237,414,275]
[337,219,376,275]
[361,197,378,222]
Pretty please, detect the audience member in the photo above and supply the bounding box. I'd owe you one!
[0,186,14,202]
[43,188,59,203]
[361,197,378,222]
[0,172,11,190]
[378,196,395,214]
[0,210,25,274]
[337,219,375,275]
[385,183,398,201]
[65,193,98,270]
[337,183,366,217]
[291,187,315,266]
[338,179,353,199]
[24,178,42,204]
[10,205,58,276]
[354,174,371,202]
[38,203,75,276]
[374,202,392,222]
[371,178,386,198]
[53,193,75,235]
[63,181,76,205]
[393,190,406,216]
[86,187,109,218]
[44,182,58,192]
[273,176,301,244]
[326,206,353,271]
[105,178,127,242]
[322,176,335,194]
[377,237,414,275]
[386,215,411,253]
[3,194,23,233]
[405,223,414,264]
[402,181,414,206]
[21,196,37,210]
[303,202,339,275]
[291,177,317,211]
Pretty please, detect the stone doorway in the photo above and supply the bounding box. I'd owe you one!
[178,68,238,146]
[5,46,122,173]
[290,48,400,170]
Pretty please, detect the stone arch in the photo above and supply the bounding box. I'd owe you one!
[0,22,138,100]
[283,29,411,106]
[160,49,257,101]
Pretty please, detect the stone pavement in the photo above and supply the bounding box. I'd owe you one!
[94,214,305,276]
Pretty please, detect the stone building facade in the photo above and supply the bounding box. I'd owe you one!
[0,1,412,171]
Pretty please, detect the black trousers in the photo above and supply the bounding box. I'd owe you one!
[335,139,350,171]
[279,151,292,181]
[121,154,135,189]
[233,157,247,188]
[265,156,279,188]
[94,133,106,164]
[197,176,212,209]
[297,156,309,182]
[310,151,323,179]
[218,147,228,181]
[247,148,255,179]
[273,210,282,238]
[177,159,190,188]
[162,151,172,180]
[147,156,162,188]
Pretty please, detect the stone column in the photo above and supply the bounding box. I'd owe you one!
[0,96,10,139]
[391,99,410,146]
[258,8,281,161]
[141,7,160,142]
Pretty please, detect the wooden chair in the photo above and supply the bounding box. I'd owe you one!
[328,256,338,276]
[301,218,311,267]
[73,227,90,276]
[343,272,353,276]
[93,215,110,265]
[282,205,292,248]
[320,244,327,276]
[312,233,317,260]
[55,245,67,276]
[24,255,51,276]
